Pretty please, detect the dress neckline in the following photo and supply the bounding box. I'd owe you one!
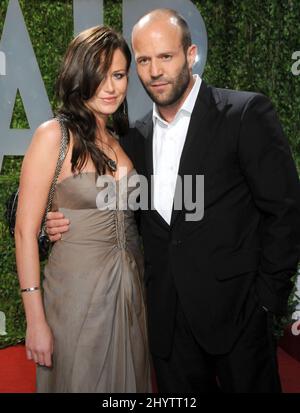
[56,168,136,187]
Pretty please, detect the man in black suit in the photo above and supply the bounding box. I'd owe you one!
[46,9,300,392]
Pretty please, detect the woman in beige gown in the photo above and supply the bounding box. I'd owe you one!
[15,26,151,393]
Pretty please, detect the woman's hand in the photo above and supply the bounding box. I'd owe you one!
[26,321,54,368]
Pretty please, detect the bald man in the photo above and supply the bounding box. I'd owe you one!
[46,9,300,393]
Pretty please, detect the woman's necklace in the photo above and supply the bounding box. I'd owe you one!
[105,157,117,173]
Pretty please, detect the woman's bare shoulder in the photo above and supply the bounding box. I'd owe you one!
[23,118,64,163]
[34,118,61,142]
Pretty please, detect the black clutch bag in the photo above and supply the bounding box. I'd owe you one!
[5,115,69,261]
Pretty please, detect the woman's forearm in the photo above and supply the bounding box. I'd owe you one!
[15,231,47,326]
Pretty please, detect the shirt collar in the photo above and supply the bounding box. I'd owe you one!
[152,74,202,126]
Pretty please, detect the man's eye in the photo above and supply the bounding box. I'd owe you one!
[138,58,149,65]
[162,55,172,61]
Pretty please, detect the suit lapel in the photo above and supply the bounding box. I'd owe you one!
[135,113,170,230]
[135,82,221,231]
[177,82,214,177]
[170,81,219,227]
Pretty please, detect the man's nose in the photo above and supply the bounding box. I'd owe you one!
[150,61,163,78]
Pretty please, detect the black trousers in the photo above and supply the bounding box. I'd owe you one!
[152,297,282,393]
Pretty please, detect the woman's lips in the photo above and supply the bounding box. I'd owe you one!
[101,97,118,103]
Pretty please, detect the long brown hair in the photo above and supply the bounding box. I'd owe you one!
[56,25,131,175]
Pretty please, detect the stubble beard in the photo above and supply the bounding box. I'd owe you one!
[140,60,191,108]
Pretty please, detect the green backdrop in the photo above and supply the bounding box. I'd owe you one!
[0,0,299,347]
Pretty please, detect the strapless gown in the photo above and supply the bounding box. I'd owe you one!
[36,169,152,393]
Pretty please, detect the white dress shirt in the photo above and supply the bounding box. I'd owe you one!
[152,74,202,224]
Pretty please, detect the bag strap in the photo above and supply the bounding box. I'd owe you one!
[40,115,69,234]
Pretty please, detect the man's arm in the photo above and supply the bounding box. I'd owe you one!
[238,94,300,315]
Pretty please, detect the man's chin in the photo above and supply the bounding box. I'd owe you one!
[151,94,174,107]
[143,86,175,107]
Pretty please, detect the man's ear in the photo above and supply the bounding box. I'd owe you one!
[187,44,198,69]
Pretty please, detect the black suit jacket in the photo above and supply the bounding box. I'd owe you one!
[120,81,300,357]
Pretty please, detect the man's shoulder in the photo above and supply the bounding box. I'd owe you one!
[119,123,147,157]
[134,111,153,128]
[202,83,273,121]
[210,84,265,108]
[127,111,153,139]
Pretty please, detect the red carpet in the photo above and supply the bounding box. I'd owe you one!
[0,345,36,393]
[278,347,300,393]
[0,344,299,393]
[279,323,300,363]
